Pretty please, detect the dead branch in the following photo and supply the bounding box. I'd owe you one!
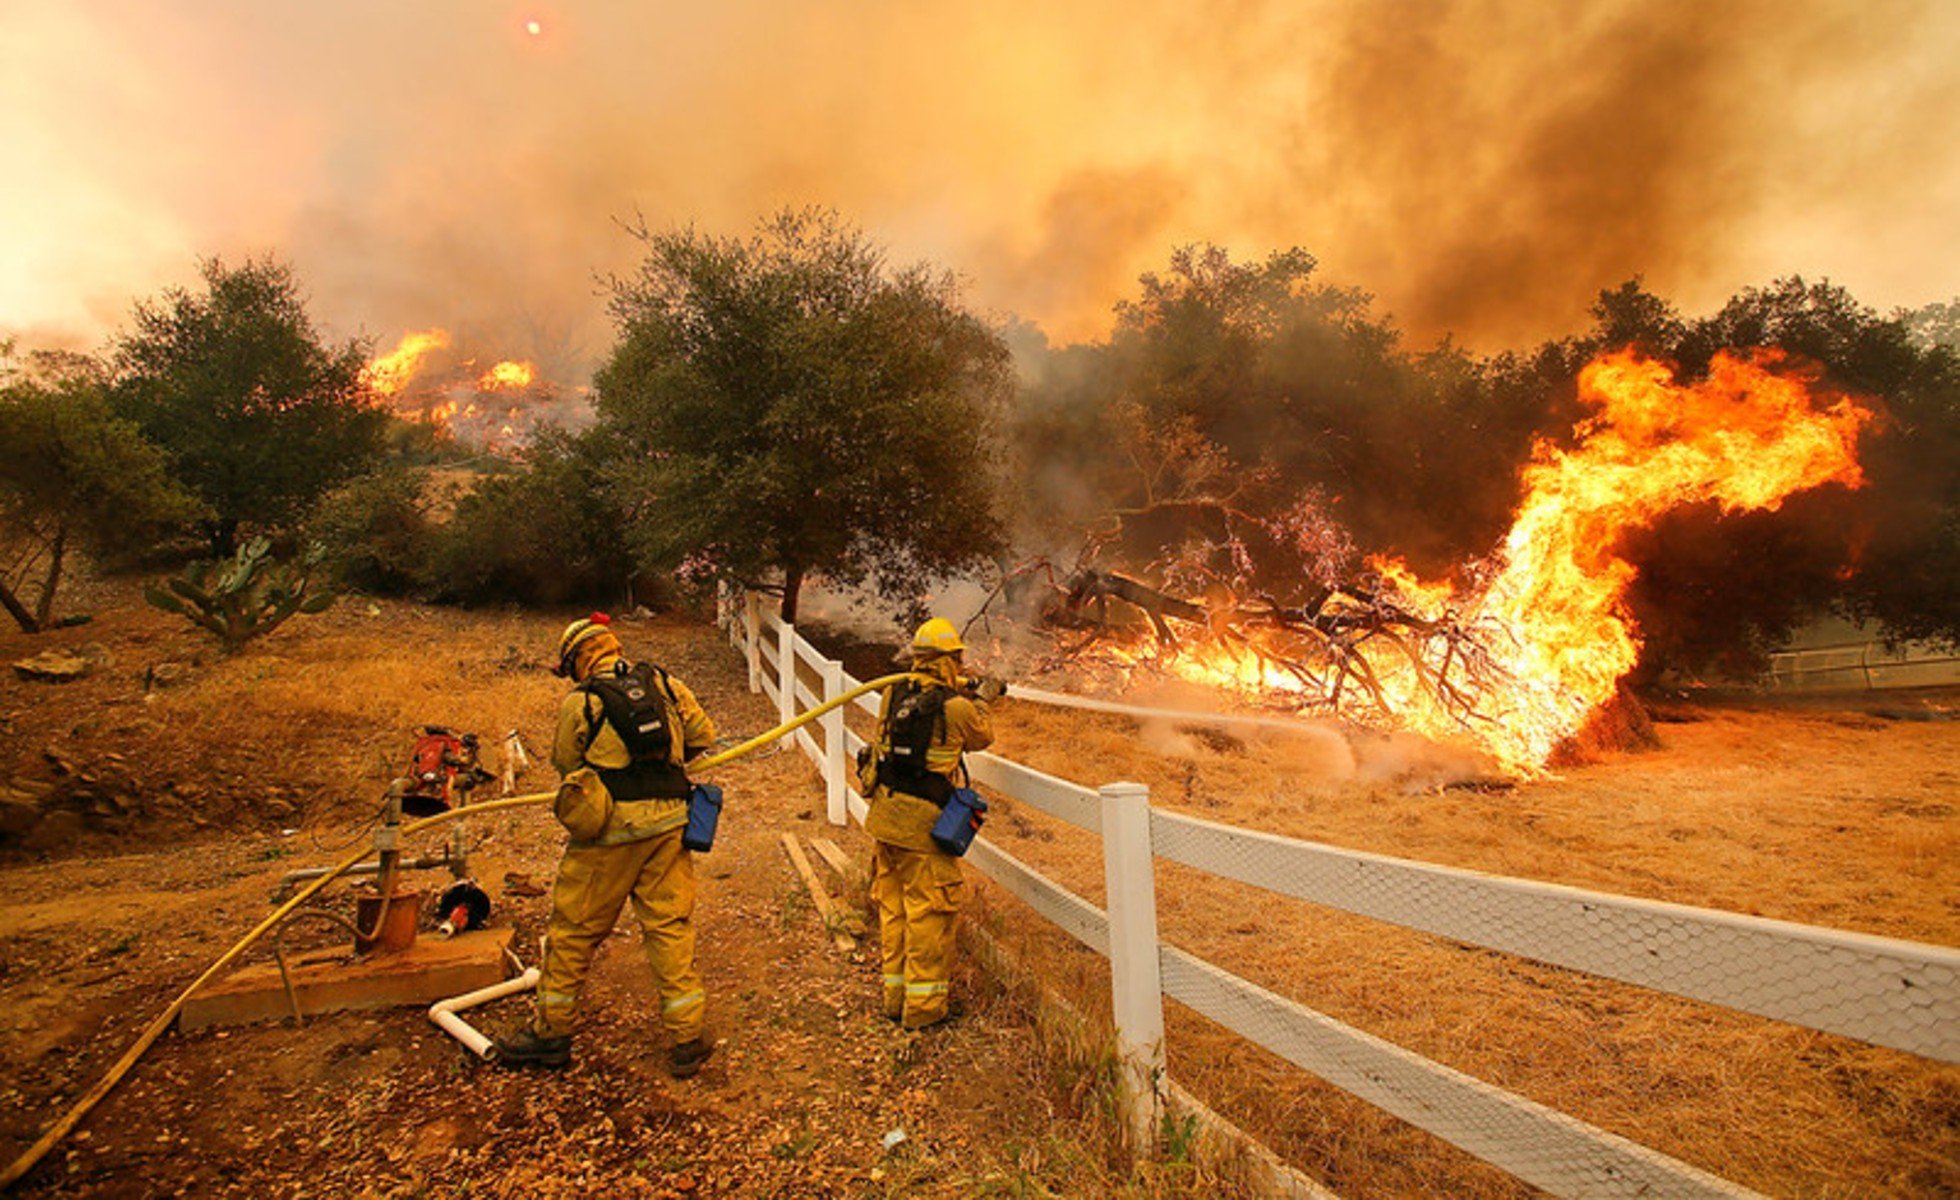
[1015,565,1516,730]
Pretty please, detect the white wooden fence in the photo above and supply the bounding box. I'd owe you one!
[1767,637,1960,691]
[722,591,1960,1199]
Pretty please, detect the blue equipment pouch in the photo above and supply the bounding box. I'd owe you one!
[683,783,723,852]
[930,787,988,857]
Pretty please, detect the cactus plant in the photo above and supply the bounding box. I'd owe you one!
[144,537,334,652]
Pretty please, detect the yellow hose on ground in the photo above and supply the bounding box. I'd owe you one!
[0,671,924,1191]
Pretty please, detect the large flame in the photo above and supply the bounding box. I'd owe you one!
[362,329,451,396]
[359,335,554,450]
[1152,348,1874,769]
[477,359,536,390]
[1467,348,1872,764]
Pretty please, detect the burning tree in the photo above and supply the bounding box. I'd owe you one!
[996,349,1874,772]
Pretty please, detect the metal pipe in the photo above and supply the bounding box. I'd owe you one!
[278,851,453,887]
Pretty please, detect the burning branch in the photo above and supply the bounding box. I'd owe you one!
[993,349,1873,772]
[995,564,1510,731]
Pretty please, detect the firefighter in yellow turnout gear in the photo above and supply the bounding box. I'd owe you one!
[496,614,719,1077]
[864,618,998,1029]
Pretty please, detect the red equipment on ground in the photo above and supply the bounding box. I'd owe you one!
[398,726,491,817]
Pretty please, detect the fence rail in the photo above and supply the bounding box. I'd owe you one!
[1151,809,1960,1061]
[720,590,1957,1198]
[1767,639,1960,691]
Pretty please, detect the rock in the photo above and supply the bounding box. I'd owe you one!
[146,662,194,689]
[24,808,87,851]
[12,649,91,683]
[0,778,52,805]
[74,787,128,819]
[0,795,40,841]
[503,871,547,897]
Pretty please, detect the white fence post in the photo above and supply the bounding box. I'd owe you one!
[744,593,761,694]
[777,618,796,733]
[1101,780,1165,1153]
[822,657,848,825]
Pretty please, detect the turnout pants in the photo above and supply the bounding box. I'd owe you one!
[532,825,705,1044]
[870,841,964,1028]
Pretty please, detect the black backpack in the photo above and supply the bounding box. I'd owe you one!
[578,662,692,800]
[876,681,955,805]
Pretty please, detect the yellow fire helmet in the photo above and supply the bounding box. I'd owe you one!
[555,612,615,678]
[910,617,964,658]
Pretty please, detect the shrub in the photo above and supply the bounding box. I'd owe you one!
[424,430,633,606]
[305,469,437,596]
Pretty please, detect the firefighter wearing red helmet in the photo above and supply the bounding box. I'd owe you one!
[496,613,719,1078]
[862,617,1001,1029]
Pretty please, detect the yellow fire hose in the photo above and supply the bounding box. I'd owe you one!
[0,671,928,1190]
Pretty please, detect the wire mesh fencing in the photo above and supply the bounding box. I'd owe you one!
[724,594,1958,1199]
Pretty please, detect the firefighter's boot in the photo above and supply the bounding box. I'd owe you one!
[669,1038,714,1079]
[493,1025,572,1069]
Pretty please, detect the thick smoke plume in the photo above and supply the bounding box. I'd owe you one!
[2,1,1956,375]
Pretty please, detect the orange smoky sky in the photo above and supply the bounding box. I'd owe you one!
[2,0,1956,378]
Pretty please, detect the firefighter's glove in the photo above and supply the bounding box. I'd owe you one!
[970,675,1008,703]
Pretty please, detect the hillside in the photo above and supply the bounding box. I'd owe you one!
[0,585,1204,1198]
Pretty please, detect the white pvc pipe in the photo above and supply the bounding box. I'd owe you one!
[427,967,541,1060]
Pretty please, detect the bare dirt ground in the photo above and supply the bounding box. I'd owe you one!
[0,585,1212,1199]
[5,578,1957,1197]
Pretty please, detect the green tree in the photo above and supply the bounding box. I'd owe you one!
[593,208,1012,621]
[426,428,635,606]
[0,347,206,631]
[111,256,388,557]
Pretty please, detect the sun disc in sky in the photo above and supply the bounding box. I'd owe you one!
[525,19,542,37]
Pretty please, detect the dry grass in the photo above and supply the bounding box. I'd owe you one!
[966,693,1960,1198]
[1,588,752,841]
[5,587,1213,1199]
[7,590,1955,1196]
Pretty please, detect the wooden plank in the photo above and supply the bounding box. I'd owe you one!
[779,833,858,953]
[808,837,853,881]
[179,927,515,1031]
